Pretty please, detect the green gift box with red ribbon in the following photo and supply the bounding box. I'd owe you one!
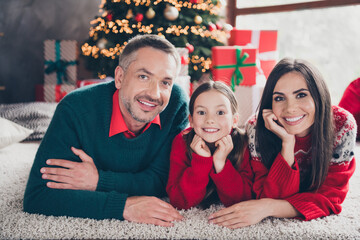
[211,46,257,91]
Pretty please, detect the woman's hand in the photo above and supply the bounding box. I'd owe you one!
[208,199,271,228]
[262,109,294,143]
[262,109,295,166]
[208,198,299,229]
[190,134,211,157]
[213,135,233,173]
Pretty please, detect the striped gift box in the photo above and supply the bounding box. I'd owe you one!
[44,40,77,102]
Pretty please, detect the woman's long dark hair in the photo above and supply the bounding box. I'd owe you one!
[256,58,334,191]
[184,81,248,208]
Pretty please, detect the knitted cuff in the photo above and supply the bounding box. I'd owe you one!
[104,191,128,220]
[286,194,326,221]
[97,170,116,192]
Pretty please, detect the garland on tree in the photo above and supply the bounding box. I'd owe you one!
[81,0,232,81]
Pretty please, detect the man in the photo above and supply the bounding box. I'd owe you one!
[23,35,189,227]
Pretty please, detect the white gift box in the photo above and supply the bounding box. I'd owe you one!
[234,75,266,127]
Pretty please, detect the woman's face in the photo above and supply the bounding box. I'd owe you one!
[272,72,316,137]
[190,89,238,143]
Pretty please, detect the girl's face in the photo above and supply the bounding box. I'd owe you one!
[272,72,316,137]
[190,89,239,143]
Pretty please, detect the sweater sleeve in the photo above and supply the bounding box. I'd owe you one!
[23,102,127,220]
[285,108,357,221]
[286,158,355,220]
[251,153,300,199]
[210,147,253,207]
[166,133,213,210]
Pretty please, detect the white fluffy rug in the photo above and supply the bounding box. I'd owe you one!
[1,142,360,239]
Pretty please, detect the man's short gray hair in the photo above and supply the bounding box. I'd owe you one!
[118,35,180,75]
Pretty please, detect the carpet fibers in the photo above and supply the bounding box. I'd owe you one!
[1,142,359,239]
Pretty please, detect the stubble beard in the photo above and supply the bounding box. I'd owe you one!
[121,96,160,123]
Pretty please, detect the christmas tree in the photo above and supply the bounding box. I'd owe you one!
[81,0,230,81]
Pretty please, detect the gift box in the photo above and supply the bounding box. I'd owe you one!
[234,76,266,127]
[211,46,257,90]
[176,48,189,76]
[44,40,77,102]
[229,29,278,79]
[44,84,76,102]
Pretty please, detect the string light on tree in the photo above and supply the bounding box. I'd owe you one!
[81,0,226,82]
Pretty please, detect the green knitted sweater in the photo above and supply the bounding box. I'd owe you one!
[23,81,189,220]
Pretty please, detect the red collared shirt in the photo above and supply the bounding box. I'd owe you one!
[109,89,161,139]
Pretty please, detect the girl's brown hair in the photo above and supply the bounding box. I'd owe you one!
[184,81,248,208]
[256,58,334,191]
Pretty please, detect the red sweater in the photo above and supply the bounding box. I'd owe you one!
[247,105,357,221]
[166,129,253,209]
[339,78,360,139]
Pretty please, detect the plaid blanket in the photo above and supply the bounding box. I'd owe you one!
[0,102,57,141]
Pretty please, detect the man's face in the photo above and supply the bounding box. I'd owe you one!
[115,47,178,128]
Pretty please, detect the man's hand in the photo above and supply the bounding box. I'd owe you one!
[41,147,99,191]
[123,196,183,227]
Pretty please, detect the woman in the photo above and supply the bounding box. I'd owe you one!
[208,58,357,228]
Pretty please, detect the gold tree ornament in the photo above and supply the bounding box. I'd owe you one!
[194,15,203,24]
[146,8,156,19]
[126,9,133,19]
[164,5,179,21]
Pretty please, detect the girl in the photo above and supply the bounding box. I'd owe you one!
[209,58,357,228]
[166,81,253,210]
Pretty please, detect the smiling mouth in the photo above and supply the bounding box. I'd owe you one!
[203,128,219,133]
[138,100,156,107]
[285,115,305,123]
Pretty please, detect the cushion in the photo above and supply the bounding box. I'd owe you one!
[0,117,33,149]
[0,102,57,141]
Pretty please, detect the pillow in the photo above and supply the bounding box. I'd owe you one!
[0,117,33,149]
[0,102,57,141]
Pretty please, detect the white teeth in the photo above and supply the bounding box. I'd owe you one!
[203,128,219,132]
[139,100,155,107]
[285,115,304,122]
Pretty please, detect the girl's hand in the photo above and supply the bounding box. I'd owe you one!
[262,109,295,144]
[262,109,295,166]
[190,134,211,157]
[213,135,233,173]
